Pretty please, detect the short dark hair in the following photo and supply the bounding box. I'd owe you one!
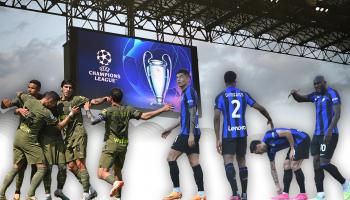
[110,88,123,103]
[176,69,190,76]
[61,80,74,88]
[43,91,60,101]
[224,71,237,84]
[29,80,41,89]
[250,140,262,153]
[313,75,325,84]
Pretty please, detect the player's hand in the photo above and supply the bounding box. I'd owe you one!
[216,140,222,154]
[268,120,274,129]
[290,147,295,161]
[16,108,29,117]
[324,133,332,144]
[105,96,112,103]
[162,104,174,112]
[276,184,283,194]
[161,130,171,139]
[188,134,195,148]
[288,89,300,98]
[84,101,91,111]
[71,106,80,115]
[1,98,12,109]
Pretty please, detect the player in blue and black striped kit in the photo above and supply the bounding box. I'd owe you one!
[214,71,273,200]
[250,128,310,200]
[290,75,350,200]
[162,69,205,200]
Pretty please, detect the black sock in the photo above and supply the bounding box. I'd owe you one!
[225,163,238,196]
[43,166,52,194]
[314,168,325,192]
[239,167,248,194]
[321,163,346,184]
[168,161,180,188]
[283,169,293,194]
[57,165,67,190]
[192,165,204,191]
[294,169,306,193]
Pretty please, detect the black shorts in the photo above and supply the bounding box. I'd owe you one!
[311,135,338,160]
[171,134,200,155]
[286,134,310,161]
[222,137,247,157]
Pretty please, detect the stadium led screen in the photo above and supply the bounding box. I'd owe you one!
[69,28,200,113]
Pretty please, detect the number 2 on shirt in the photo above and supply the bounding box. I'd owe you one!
[231,99,241,118]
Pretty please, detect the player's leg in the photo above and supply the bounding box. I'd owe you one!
[14,161,27,200]
[236,137,248,200]
[0,146,26,199]
[310,136,325,200]
[222,138,239,199]
[319,135,350,199]
[54,164,69,200]
[163,148,183,200]
[54,142,69,200]
[291,160,308,200]
[97,144,126,197]
[27,162,47,198]
[283,157,292,195]
[291,134,310,200]
[42,165,53,199]
[188,153,205,200]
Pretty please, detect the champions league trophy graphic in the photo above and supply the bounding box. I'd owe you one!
[143,51,172,106]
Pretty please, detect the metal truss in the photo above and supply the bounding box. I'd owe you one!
[1,0,350,65]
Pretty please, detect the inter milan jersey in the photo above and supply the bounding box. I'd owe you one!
[263,128,309,161]
[180,86,200,136]
[307,87,340,135]
[214,86,256,138]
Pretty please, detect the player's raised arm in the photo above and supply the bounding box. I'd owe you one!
[140,104,173,120]
[289,89,310,102]
[252,103,274,129]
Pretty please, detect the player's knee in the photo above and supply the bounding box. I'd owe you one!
[291,164,301,171]
[283,160,291,170]
[236,156,246,167]
[189,158,199,167]
[58,164,66,171]
[97,168,104,179]
[67,162,76,171]
[167,153,177,162]
[320,160,330,169]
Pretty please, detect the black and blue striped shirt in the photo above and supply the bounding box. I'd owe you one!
[307,87,340,135]
[263,128,309,161]
[180,86,200,136]
[214,86,256,138]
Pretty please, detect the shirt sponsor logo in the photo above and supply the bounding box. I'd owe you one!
[228,125,246,131]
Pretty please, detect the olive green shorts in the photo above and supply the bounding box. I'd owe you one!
[41,139,66,165]
[99,140,127,170]
[13,141,46,165]
[65,135,87,163]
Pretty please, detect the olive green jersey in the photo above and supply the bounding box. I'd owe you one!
[57,96,89,147]
[100,105,142,142]
[17,93,58,140]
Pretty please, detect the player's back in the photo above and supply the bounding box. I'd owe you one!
[215,86,256,138]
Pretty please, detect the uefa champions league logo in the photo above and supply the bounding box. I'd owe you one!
[97,50,112,72]
[88,49,121,83]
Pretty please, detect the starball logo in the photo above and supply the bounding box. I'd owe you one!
[88,49,121,83]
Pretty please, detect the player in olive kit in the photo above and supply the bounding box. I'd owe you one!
[0,91,78,200]
[1,80,42,200]
[214,71,273,200]
[57,80,110,200]
[290,75,350,200]
[250,128,310,200]
[39,106,70,200]
[88,88,173,199]
[161,69,205,200]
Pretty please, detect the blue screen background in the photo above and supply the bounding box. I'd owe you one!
[74,29,197,112]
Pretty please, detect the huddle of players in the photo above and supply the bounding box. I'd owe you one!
[0,69,350,200]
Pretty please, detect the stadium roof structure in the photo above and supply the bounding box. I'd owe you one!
[1,0,350,64]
